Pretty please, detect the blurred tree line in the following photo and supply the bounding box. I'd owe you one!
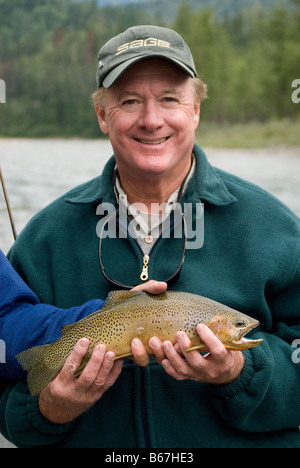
[0,0,299,137]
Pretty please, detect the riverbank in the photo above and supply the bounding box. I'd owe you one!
[196,118,300,149]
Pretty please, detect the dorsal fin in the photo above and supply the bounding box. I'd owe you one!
[105,290,144,305]
[60,291,145,336]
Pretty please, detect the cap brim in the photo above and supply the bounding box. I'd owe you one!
[102,54,196,88]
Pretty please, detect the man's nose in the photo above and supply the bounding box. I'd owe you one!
[137,100,164,130]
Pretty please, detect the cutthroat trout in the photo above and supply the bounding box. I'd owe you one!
[17,290,263,395]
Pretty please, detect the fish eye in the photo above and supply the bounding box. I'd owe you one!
[233,319,247,328]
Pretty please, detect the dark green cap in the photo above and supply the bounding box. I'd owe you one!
[96,25,197,88]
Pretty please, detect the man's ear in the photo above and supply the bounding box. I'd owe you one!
[96,106,109,135]
[193,100,201,130]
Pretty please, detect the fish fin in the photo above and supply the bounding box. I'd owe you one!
[185,343,208,353]
[106,290,144,306]
[66,291,146,326]
[17,343,50,371]
[112,352,133,360]
[73,354,91,376]
[17,343,60,396]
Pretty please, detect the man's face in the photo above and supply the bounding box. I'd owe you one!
[96,58,200,180]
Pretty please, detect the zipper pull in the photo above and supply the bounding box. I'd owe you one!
[140,255,150,281]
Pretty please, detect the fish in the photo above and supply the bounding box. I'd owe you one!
[17,290,264,395]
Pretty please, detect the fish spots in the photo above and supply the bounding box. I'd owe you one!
[18,290,262,395]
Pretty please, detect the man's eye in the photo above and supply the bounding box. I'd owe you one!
[163,97,178,103]
[122,99,138,106]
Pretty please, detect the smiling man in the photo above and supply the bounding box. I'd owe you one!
[2,26,300,448]
[95,58,201,201]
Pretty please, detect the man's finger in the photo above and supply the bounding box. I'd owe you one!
[162,340,190,376]
[94,352,123,388]
[131,338,150,366]
[149,336,167,364]
[132,281,167,295]
[58,338,90,383]
[196,324,228,360]
[77,343,107,388]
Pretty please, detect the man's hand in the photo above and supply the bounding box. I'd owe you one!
[39,281,168,424]
[129,283,244,384]
[159,324,244,385]
[130,320,244,385]
[39,338,123,424]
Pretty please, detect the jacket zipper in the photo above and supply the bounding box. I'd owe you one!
[138,215,177,282]
[140,255,150,281]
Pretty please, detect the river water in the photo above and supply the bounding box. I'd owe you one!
[1,139,300,255]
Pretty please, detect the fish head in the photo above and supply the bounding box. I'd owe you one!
[208,312,264,351]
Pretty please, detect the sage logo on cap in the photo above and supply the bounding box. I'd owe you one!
[116,37,170,56]
[96,25,197,89]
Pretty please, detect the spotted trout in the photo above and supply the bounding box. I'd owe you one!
[17,290,263,395]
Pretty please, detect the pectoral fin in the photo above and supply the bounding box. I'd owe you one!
[112,352,134,360]
[185,343,207,353]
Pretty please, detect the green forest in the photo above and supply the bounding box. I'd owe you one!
[0,0,300,141]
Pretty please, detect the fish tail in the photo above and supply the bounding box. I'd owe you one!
[17,343,62,396]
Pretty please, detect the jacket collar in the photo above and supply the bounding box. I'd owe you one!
[65,143,237,206]
[184,144,237,206]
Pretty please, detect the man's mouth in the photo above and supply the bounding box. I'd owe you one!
[135,137,169,145]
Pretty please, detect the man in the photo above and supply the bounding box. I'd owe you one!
[1,25,300,448]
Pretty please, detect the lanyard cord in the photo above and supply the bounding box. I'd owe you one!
[99,169,189,289]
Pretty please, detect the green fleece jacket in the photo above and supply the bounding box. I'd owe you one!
[1,144,300,448]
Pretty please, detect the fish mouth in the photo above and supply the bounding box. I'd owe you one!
[232,322,264,349]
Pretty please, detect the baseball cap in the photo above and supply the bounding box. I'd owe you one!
[96,25,198,88]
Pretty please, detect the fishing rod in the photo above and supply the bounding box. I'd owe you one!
[0,165,17,241]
